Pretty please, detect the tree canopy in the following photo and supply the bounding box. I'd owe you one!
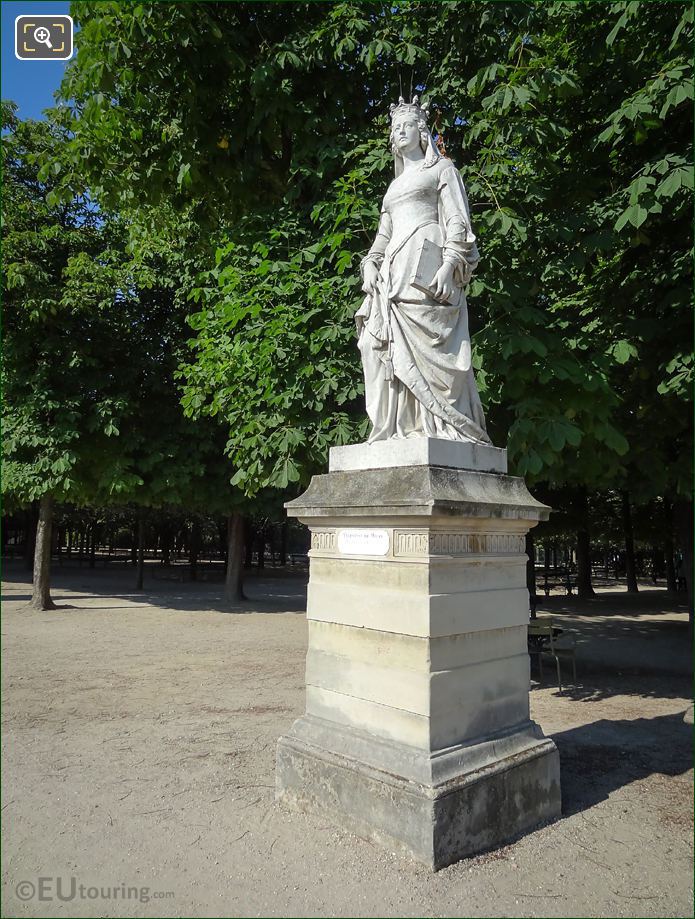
[47,0,692,501]
[3,2,692,610]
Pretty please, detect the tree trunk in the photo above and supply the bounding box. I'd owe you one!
[575,489,595,599]
[674,498,693,637]
[28,495,57,610]
[665,541,678,593]
[224,513,245,603]
[636,551,644,577]
[57,525,64,567]
[256,529,265,569]
[89,524,97,569]
[135,512,145,590]
[526,531,537,618]
[650,547,662,584]
[189,520,200,581]
[178,527,187,560]
[161,524,171,566]
[663,498,678,593]
[621,490,639,593]
[280,519,288,567]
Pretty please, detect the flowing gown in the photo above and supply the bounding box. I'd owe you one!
[356,156,490,444]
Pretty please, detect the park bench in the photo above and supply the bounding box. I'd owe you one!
[527,617,577,693]
[102,554,133,567]
[152,566,191,582]
[539,568,577,596]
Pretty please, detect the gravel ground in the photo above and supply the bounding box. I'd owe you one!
[1,562,692,918]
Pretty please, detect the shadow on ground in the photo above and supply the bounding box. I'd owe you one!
[536,589,689,618]
[531,672,692,703]
[0,560,308,615]
[553,711,693,817]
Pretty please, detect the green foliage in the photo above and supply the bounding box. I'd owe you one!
[2,103,124,507]
[29,1,695,502]
[2,102,238,514]
[180,151,389,493]
[444,1,692,492]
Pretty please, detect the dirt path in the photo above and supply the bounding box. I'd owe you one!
[1,564,692,918]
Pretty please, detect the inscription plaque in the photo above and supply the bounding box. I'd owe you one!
[337,528,390,556]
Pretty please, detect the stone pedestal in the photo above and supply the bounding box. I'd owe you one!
[276,439,560,869]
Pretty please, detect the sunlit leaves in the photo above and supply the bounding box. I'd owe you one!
[32,0,693,506]
[180,196,369,496]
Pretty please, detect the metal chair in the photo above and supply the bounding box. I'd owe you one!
[528,617,577,692]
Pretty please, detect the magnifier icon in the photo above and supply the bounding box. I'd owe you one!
[33,26,53,49]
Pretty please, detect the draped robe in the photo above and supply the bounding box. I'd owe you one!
[356,156,490,445]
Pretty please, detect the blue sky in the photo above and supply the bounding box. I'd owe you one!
[2,0,72,119]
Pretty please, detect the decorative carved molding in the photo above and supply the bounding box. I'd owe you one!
[394,532,429,556]
[394,532,525,557]
[310,530,337,552]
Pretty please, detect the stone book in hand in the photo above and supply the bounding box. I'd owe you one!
[409,238,452,304]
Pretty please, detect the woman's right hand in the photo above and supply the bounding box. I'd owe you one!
[362,260,380,295]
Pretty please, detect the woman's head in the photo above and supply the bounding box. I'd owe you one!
[389,109,430,158]
[389,95,441,175]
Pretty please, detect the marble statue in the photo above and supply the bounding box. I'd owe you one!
[277,102,560,864]
[356,95,491,445]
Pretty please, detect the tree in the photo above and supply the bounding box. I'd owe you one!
[2,104,129,608]
[50,3,691,530]
[2,103,248,606]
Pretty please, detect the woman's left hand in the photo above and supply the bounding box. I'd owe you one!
[433,262,456,303]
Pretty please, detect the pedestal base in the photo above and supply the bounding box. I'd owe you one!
[329,437,508,474]
[278,461,558,868]
[277,716,560,870]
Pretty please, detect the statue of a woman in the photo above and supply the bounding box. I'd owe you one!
[356,96,491,445]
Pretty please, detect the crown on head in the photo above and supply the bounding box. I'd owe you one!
[389,94,430,123]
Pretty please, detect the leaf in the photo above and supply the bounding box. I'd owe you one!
[656,167,691,198]
[548,424,566,452]
[601,425,630,456]
[564,424,582,447]
[612,340,637,364]
[526,449,543,475]
[177,162,192,188]
[628,204,649,228]
[615,203,649,231]
[512,85,531,106]
[614,209,631,232]
[499,212,513,235]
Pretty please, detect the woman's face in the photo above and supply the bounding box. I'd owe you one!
[392,115,421,155]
